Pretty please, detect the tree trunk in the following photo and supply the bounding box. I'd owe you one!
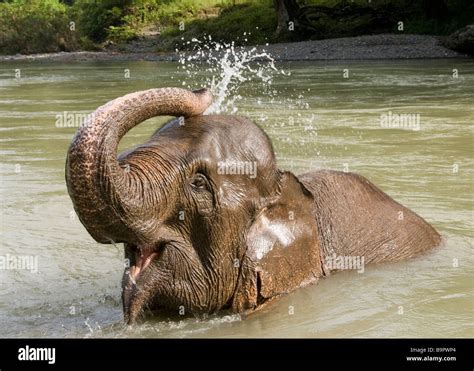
[273,0,300,36]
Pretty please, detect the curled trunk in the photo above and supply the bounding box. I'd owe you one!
[66,88,212,244]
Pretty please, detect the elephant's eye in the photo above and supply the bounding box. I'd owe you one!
[190,173,210,191]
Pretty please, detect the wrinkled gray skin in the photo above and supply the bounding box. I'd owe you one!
[66,88,441,324]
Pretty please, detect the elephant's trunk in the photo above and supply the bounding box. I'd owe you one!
[66,88,212,244]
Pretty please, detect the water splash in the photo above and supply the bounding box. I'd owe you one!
[175,36,289,114]
[172,35,321,172]
[84,317,102,335]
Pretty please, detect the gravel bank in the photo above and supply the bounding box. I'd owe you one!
[0,34,468,62]
[258,34,466,60]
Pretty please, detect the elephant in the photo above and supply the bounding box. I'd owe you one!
[66,87,441,324]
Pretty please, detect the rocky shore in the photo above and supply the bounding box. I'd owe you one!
[0,34,468,63]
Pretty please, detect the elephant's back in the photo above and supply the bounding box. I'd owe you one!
[298,170,442,266]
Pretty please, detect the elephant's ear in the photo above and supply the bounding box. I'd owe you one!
[231,171,324,312]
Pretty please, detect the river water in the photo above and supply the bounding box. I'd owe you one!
[0,58,473,338]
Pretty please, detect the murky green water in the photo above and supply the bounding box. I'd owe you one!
[0,59,473,338]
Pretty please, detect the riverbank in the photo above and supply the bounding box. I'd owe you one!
[0,34,468,63]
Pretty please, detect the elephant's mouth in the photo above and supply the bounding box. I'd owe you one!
[127,243,164,284]
[123,243,165,323]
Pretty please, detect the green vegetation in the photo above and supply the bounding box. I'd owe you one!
[0,0,472,55]
[71,0,136,42]
[158,1,278,49]
[0,0,78,54]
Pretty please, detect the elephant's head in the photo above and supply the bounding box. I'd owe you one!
[66,88,323,323]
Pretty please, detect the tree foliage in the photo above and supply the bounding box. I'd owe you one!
[0,0,472,54]
[0,0,78,54]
